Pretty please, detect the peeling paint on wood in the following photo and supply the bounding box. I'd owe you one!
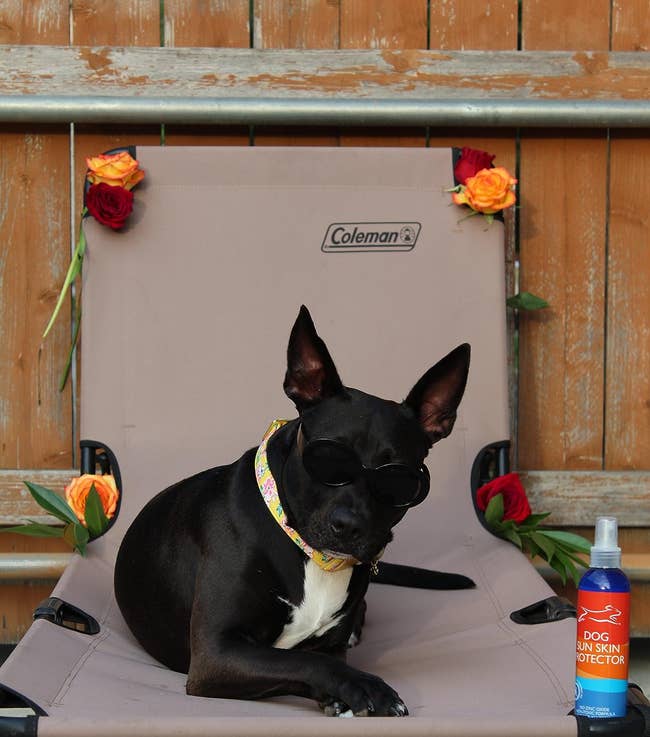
[521,470,650,526]
[1,47,650,100]
[606,1,650,470]
[0,2,73,470]
[429,0,518,51]
[0,469,71,524]
[518,3,610,471]
[253,0,339,146]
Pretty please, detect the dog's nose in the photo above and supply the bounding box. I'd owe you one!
[329,507,362,539]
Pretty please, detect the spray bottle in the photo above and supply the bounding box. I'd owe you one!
[575,516,630,718]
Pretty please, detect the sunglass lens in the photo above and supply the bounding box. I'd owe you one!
[373,466,423,507]
[302,440,361,486]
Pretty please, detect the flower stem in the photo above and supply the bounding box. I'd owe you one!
[59,298,81,392]
[42,208,88,340]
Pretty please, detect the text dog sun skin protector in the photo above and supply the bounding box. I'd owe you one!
[575,516,630,718]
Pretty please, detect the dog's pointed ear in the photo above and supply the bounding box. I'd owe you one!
[283,306,344,412]
[405,344,470,446]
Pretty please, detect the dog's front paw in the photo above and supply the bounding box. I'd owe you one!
[321,671,408,717]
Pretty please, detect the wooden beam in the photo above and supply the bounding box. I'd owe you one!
[1,468,648,526]
[0,469,71,525]
[521,470,650,527]
[1,46,649,101]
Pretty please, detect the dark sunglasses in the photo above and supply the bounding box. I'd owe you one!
[297,426,430,509]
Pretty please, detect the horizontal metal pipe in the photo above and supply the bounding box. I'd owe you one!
[1,96,650,127]
[0,554,70,581]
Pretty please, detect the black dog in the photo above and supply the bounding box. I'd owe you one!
[115,306,472,717]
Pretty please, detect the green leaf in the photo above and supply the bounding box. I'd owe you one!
[506,292,549,311]
[24,481,80,526]
[554,548,580,586]
[521,535,543,559]
[484,493,505,529]
[529,531,557,562]
[63,522,89,556]
[84,484,109,539]
[517,512,552,530]
[58,298,82,392]
[548,557,568,586]
[550,541,588,569]
[542,530,591,554]
[0,522,64,538]
[501,526,523,549]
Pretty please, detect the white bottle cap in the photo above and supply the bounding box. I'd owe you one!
[590,516,621,568]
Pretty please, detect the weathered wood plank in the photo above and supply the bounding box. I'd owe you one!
[520,470,650,527]
[0,130,75,470]
[0,469,71,524]
[0,1,69,44]
[71,0,160,45]
[517,134,607,470]
[606,2,650,471]
[339,0,427,148]
[164,0,250,147]
[0,3,73,470]
[165,0,249,48]
[2,47,650,100]
[521,0,611,51]
[254,0,339,50]
[253,0,339,146]
[340,1,427,51]
[0,1,72,648]
[612,0,650,52]
[429,0,518,50]
[518,2,609,471]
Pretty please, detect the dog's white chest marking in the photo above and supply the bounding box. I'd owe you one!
[274,560,353,650]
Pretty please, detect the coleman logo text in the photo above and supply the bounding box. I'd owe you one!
[322,222,421,252]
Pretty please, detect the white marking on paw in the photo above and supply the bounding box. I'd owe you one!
[339,710,354,718]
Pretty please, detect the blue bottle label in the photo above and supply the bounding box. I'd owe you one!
[575,590,629,718]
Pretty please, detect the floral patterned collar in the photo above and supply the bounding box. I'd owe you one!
[254,419,358,573]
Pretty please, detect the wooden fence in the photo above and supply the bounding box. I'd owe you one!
[0,0,649,641]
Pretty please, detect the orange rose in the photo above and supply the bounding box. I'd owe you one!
[452,166,517,215]
[65,474,119,526]
[86,152,145,191]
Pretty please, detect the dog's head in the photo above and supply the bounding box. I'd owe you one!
[276,306,470,564]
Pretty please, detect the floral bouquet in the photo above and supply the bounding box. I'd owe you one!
[449,147,517,224]
[2,475,119,555]
[476,472,591,585]
[450,147,547,312]
[43,149,145,390]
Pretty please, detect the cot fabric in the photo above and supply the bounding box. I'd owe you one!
[0,147,576,736]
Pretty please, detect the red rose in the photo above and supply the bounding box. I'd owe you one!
[85,183,134,230]
[454,147,495,185]
[476,472,531,524]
